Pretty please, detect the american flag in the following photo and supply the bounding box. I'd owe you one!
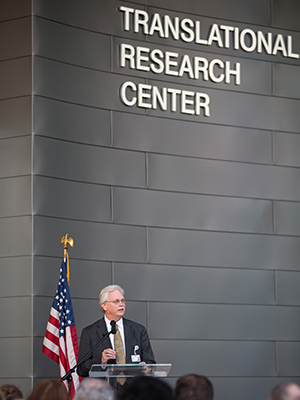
[42,259,81,398]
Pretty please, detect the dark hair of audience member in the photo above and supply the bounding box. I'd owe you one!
[27,380,69,400]
[118,376,174,400]
[0,384,23,400]
[175,374,214,400]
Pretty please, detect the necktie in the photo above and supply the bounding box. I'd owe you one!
[114,326,126,384]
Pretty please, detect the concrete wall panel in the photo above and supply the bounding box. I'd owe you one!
[33,216,147,262]
[113,187,273,233]
[0,257,32,297]
[149,303,300,341]
[0,137,31,178]
[276,271,300,306]
[0,97,32,139]
[34,17,111,71]
[0,58,32,100]
[113,112,273,164]
[274,131,300,168]
[0,17,31,60]
[274,201,300,235]
[34,96,111,146]
[33,135,146,187]
[114,263,275,305]
[0,217,32,257]
[148,153,300,201]
[0,176,31,218]
[0,338,32,377]
[33,176,111,222]
[0,298,32,337]
[148,228,300,270]
[151,339,276,376]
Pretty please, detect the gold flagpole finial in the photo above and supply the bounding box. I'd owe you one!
[61,234,74,284]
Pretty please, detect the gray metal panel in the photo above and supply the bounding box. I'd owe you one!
[33,17,110,71]
[0,18,31,60]
[0,217,32,257]
[151,339,276,376]
[0,338,32,376]
[148,228,300,270]
[212,378,300,400]
[142,8,299,65]
[276,271,300,306]
[33,0,144,39]
[0,57,32,100]
[33,216,147,262]
[0,256,32,297]
[277,342,300,376]
[33,135,146,187]
[274,131,300,167]
[0,176,31,217]
[33,54,146,114]
[149,302,300,340]
[0,137,31,178]
[0,298,31,337]
[34,96,111,146]
[113,112,272,164]
[146,80,300,132]
[113,187,273,233]
[113,37,273,95]
[146,1,271,25]
[148,153,300,201]
[33,256,111,298]
[33,176,111,222]
[0,97,32,139]
[274,64,300,99]
[273,0,300,31]
[0,0,31,21]
[33,337,59,377]
[274,201,300,236]
[114,263,275,305]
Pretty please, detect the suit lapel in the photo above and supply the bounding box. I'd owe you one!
[123,318,133,363]
[97,318,112,349]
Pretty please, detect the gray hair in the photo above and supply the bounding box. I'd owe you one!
[99,285,125,313]
[74,378,113,400]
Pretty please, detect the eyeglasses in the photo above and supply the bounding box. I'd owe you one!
[106,299,126,305]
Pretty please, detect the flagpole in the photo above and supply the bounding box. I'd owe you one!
[61,234,74,284]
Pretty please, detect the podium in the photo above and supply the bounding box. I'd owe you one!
[89,364,172,384]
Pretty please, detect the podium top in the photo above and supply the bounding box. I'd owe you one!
[89,364,172,378]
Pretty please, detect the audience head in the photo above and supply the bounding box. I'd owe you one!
[27,380,69,400]
[175,374,214,400]
[0,385,23,400]
[74,378,113,400]
[119,376,174,400]
[268,382,300,400]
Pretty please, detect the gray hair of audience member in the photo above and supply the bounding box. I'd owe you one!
[268,382,300,400]
[74,378,114,400]
[0,384,23,400]
[99,285,125,313]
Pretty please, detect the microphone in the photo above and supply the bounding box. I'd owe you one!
[110,320,117,334]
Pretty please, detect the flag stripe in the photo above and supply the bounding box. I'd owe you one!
[42,259,81,398]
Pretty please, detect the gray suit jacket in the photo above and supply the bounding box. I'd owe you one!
[77,317,156,377]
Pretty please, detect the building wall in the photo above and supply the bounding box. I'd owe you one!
[0,0,33,395]
[1,0,300,399]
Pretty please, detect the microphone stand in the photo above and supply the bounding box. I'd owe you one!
[61,322,117,395]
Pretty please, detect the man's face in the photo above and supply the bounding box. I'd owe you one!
[102,289,126,321]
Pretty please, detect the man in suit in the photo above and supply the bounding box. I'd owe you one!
[77,284,156,379]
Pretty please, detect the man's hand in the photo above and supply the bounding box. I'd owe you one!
[101,348,116,364]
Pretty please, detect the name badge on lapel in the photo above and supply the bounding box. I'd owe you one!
[131,345,141,363]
